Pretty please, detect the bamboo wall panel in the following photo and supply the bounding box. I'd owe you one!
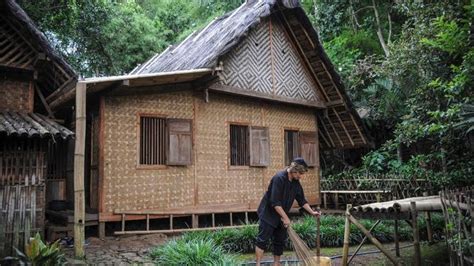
[220,18,320,103]
[0,184,44,257]
[103,92,195,213]
[0,138,46,186]
[195,93,318,207]
[0,79,32,113]
[102,91,319,216]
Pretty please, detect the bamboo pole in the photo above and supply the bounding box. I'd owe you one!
[394,218,400,257]
[73,82,86,259]
[410,202,421,266]
[348,220,381,264]
[348,214,400,265]
[342,204,351,266]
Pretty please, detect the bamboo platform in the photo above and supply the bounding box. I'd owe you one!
[341,194,443,266]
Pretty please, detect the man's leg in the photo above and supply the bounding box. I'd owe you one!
[272,224,288,266]
[255,221,274,266]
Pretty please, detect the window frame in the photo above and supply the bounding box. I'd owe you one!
[228,122,250,169]
[136,113,168,170]
[283,128,300,167]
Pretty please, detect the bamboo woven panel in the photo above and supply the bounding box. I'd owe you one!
[195,93,319,206]
[103,91,195,213]
[103,91,319,214]
[0,184,45,257]
[0,79,32,112]
[220,18,320,103]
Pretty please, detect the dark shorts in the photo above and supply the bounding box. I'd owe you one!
[255,220,288,256]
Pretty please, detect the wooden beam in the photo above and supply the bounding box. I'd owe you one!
[209,83,326,108]
[332,108,355,146]
[348,220,381,264]
[349,112,367,144]
[73,82,86,259]
[348,214,400,265]
[45,76,76,103]
[34,82,54,118]
[114,224,257,235]
[276,13,329,102]
[318,115,336,147]
[324,112,344,147]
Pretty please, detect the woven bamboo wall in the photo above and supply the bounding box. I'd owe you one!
[0,79,33,112]
[195,93,318,207]
[102,90,319,215]
[103,92,195,214]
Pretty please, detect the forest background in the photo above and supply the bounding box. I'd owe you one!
[19,0,474,188]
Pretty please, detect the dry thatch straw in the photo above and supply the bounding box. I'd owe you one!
[287,226,320,265]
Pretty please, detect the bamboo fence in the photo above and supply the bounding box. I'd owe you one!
[440,187,474,265]
[321,174,433,208]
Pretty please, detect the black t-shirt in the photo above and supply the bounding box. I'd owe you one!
[257,170,308,228]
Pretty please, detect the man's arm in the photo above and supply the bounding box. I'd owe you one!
[302,203,321,216]
[269,177,291,227]
[274,206,291,227]
[296,184,320,216]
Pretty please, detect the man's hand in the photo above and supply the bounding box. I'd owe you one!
[310,209,321,217]
[282,217,291,228]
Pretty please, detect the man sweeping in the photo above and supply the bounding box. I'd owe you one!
[255,158,321,266]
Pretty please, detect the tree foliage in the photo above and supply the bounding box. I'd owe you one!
[19,0,473,187]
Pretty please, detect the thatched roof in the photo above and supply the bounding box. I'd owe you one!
[0,111,74,139]
[131,0,370,150]
[1,0,77,99]
[131,0,300,74]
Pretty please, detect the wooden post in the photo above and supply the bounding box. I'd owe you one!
[342,204,351,266]
[74,82,86,259]
[423,192,434,244]
[469,197,474,264]
[316,206,321,257]
[394,218,400,257]
[348,214,399,265]
[323,192,327,210]
[99,222,105,240]
[426,211,433,244]
[411,202,421,266]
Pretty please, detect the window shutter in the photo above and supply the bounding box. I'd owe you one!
[167,119,192,166]
[250,127,270,167]
[299,131,317,167]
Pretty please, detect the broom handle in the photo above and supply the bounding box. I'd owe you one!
[316,206,321,257]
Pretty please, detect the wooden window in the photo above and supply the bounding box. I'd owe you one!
[250,126,270,167]
[230,124,249,166]
[139,117,193,166]
[284,130,300,166]
[300,131,317,167]
[139,116,166,165]
[167,119,192,166]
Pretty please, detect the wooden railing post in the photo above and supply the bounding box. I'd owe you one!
[411,202,421,266]
[342,204,351,266]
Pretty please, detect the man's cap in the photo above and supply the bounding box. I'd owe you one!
[292,157,308,169]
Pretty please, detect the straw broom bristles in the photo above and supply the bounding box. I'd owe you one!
[287,226,320,266]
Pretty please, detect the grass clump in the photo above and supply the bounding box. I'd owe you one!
[150,238,238,265]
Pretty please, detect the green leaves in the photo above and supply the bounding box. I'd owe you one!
[13,233,66,266]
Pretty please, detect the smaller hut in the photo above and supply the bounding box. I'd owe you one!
[0,0,76,256]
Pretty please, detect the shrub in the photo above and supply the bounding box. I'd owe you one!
[150,238,238,265]
[3,233,66,266]
[152,214,446,257]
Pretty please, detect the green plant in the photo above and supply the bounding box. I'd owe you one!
[9,233,66,266]
[150,238,238,265]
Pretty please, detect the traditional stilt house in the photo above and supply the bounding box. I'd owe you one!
[0,0,76,256]
[53,0,368,235]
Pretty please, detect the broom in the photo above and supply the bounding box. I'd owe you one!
[287,212,332,265]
